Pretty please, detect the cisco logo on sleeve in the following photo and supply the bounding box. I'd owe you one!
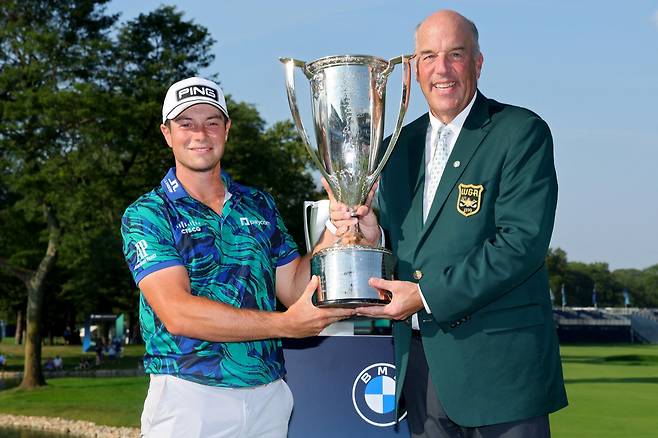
[352,362,407,427]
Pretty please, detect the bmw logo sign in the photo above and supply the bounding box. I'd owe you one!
[352,362,407,427]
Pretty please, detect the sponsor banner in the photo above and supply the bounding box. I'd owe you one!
[284,336,409,437]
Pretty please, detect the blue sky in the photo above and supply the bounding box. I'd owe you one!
[107,0,658,271]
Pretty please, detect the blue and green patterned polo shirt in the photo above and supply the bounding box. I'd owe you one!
[121,168,299,387]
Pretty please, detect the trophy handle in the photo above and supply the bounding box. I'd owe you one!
[279,57,339,196]
[303,199,330,253]
[365,54,413,191]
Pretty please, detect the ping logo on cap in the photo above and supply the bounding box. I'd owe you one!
[176,86,219,102]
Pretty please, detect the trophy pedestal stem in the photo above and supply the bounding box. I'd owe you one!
[335,222,366,246]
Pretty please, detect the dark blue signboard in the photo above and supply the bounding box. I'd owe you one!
[283,336,410,438]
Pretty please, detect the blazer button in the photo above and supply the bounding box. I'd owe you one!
[412,270,423,280]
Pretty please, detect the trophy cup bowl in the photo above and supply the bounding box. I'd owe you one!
[280,54,412,308]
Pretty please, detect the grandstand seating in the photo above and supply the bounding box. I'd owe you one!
[348,307,658,343]
[553,307,658,344]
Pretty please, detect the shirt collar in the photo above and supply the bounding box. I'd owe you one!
[160,167,234,204]
[428,90,478,134]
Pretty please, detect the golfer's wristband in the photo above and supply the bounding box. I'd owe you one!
[325,219,338,235]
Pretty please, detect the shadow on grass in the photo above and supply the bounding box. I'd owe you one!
[52,378,147,390]
[0,379,20,391]
[565,377,658,384]
[603,354,658,363]
[561,354,658,366]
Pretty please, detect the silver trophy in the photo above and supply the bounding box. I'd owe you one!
[280,54,412,308]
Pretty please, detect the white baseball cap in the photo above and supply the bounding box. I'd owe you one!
[162,77,229,123]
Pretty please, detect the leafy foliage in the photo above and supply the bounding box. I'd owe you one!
[546,248,658,307]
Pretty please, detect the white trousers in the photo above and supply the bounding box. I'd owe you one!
[141,375,294,438]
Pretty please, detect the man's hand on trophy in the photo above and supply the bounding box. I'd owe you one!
[321,178,381,246]
[355,278,424,320]
[282,276,355,338]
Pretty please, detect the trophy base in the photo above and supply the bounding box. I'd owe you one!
[312,245,395,309]
[316,298,389,309]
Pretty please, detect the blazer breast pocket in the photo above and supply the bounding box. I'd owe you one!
[480,303,545,334]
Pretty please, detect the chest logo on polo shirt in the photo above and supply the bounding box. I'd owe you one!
[457,183,484,217]
[239,217,270,227]
[175,220,202,235]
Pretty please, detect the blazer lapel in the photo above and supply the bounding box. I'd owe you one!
[418,92,492,246]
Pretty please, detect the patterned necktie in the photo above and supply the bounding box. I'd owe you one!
[424,125,451,223]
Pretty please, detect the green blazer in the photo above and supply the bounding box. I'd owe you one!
[378,91,568,427]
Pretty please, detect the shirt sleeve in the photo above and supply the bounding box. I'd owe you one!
[264,194,299,267]
[121,198,184,285]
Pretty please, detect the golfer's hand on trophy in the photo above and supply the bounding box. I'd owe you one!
[321,177,381,247]
[283,276,356,337]
[356,278,424,320]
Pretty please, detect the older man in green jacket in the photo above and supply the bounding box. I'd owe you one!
[331,9,568,438]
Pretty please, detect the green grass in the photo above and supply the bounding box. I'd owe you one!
[1,342,658,434]
[551,344,658,437]
[0,376,148,427]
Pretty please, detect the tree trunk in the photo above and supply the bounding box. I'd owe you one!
[15,308,24,345]
[19,204,60,389]
[21,290,46,387]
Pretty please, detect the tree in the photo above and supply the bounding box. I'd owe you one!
[641,266,658,307]
[0,186,32,344]
[0,0,120,388]
[0,1,216,388]
[546,247,568,298]
[613,265,658,308]
[546,247,658,307]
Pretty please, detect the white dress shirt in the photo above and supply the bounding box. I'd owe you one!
[412,92,478,330]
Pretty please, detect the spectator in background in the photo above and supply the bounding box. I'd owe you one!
[63,326,71,345]
[78,356,91,370]
[44,357,55,371]
[108,343,117,360]
[53,355,63,371]
[112,336,123,357]
[94,341,104,366]
[0,352,6,370]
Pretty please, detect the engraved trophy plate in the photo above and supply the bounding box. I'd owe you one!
[281,54,412,308]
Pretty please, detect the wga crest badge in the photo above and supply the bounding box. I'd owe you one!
[352,363,406,427]
[457,183,484,217]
